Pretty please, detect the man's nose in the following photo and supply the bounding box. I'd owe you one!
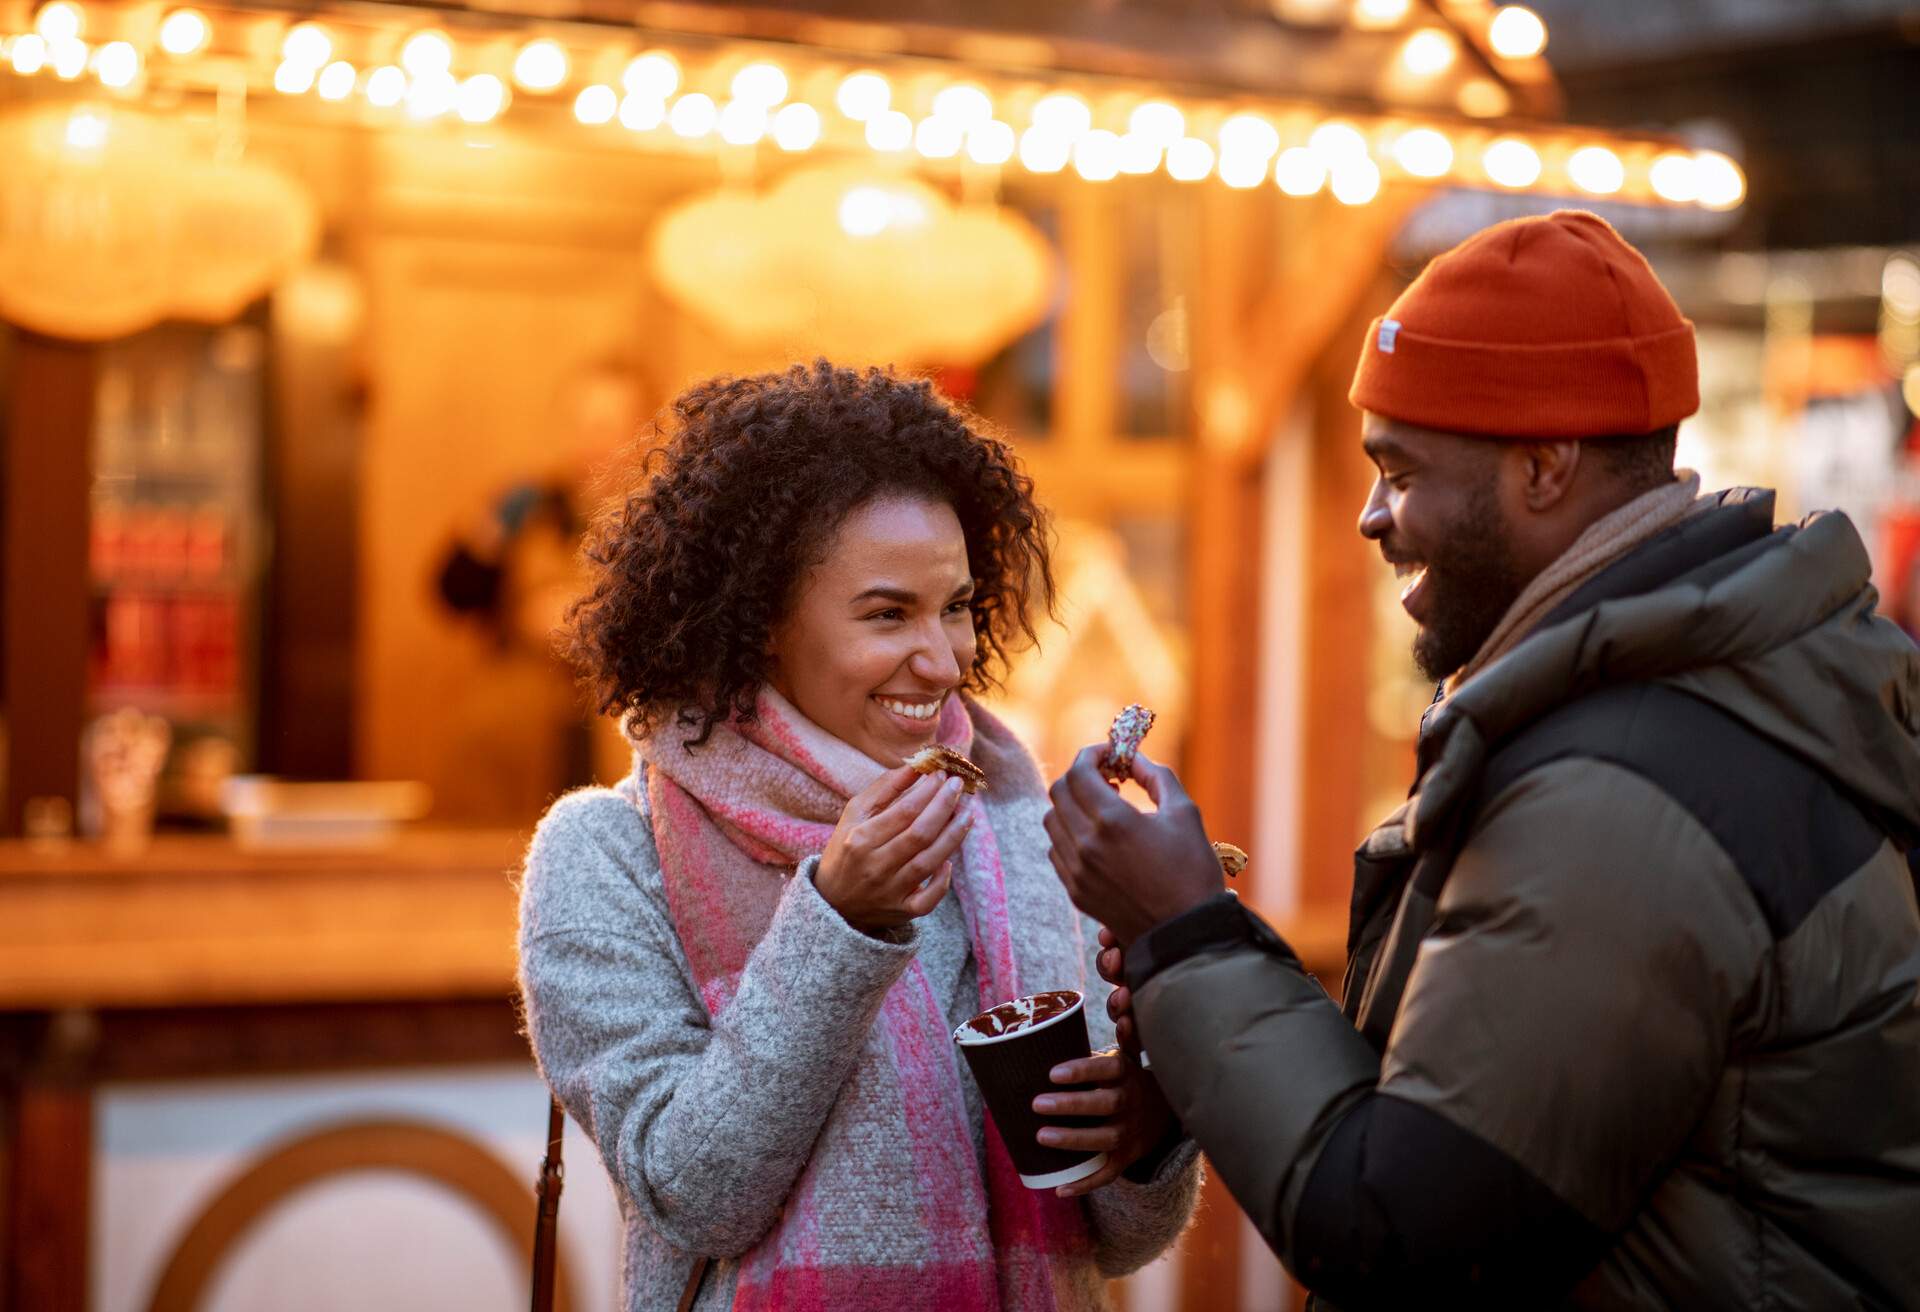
[1357,480,1393,541]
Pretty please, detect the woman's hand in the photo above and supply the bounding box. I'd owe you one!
[1031,1048,1175,1198]
[1095,925,1141,1059]
[816,766,974,934]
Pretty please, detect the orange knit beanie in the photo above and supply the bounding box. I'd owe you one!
[1348,210,1698,439]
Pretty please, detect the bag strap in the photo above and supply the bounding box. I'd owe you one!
[530,1096,566,1312]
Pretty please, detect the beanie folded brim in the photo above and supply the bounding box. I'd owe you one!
[1349,317,1700,439]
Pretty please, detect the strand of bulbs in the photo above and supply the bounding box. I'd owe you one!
[0,1,1742,210]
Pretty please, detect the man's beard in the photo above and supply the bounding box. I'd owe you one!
[1405,481,1529,683]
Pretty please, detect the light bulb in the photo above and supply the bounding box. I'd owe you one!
[669,92,717,138]
[93,39,137,88]
[1331,157,1382,204]
[1392,127,1453,178]
[1483,137,1542,188]
[1567,145,1623,195]
[274,60,316,95]
[622,51,678,100]
[1275,147,1328,196]
[1648,151,1699,203]
[932,83,992,129]
[1400,29,1457,77]
[11,33,48,74]
[1072,128,1122,181]
[1031,92,1092,139]
[281,22,330,68]
[400,31,452,79]
[1219,112,1280,161]
[365,65,406,108]
[730,61,787,107]
[456,73,507,123]
[1488,6,1548,59]
[718,99,767,146]
[772,102,820,150]
[966,120,1016,166]
[1165,137,1215,182]
[1118,133,1161,175]
[618,92,665,130]
[573,85,616,124]
[316,60,356,101]
[513,40,568,92]
[1309,121,1370,166]
[1694,150,1745,210]
[836,71,890,121]
[1018,127,1070,173]
[914,115,964,159]
[158,9,208,57]
[34,2,81,43]
[405,70,456,119]
[1128,100,1184,146]
[864,108,912,152]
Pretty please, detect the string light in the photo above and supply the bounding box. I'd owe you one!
[456,73,507,123]
[1219,112,1281,161]
[1018,126,1070,173]
[400,31,451,79]
[1128,100,1184,146]
[966,120,1016,166]
[914,115,964,159]
[1648,151,1699,203]
[364,65,406,107]
[157,9,208,57]
[571,85,615,124]
[93,39,137,87]
[1309,120,1371,168]
[1275,146,1328,196]
[1072,128,1122,181]
[273,59,316,94]
[405,70,456,119]
[865,108,912,151]
[1456,78,1510,119]
[10,33,47,74]
[1482,137,1542,187]
[836,71,890,121]
[1352,0,1410,29]
[619,92,665,130]
[1693,150,1745,210]
[730,61,787,107]
[669,92,717,138]
[35,2,82,43]
[50,37,89,79]
[932,83,992,129]
[1031,92,1092,140]
[623,51,678,100]
[513,39,568,92]
[1567,144,1624,195]
[1400,29,1457,77]
[1488,6,1548,59]
[1118,133,1161,175]
[718,99,767,146]
[316,60,355,101]
[772,101,821,150]
[1331,157,1383,204]
[1392,127,1453,178]
[1165,137,1215,182]
[281,22,330,68]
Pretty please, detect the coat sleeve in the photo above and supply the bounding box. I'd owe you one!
[1131,758,1770,1305]
[517,791,918,1258]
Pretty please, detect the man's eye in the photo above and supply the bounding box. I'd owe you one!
[945,600,972,615]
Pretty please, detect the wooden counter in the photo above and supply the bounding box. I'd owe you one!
[0,830,530,1010]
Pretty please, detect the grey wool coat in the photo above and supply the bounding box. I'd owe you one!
[518,753,1201,1311]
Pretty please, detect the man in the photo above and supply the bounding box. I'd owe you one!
[1045,211,1920,1308]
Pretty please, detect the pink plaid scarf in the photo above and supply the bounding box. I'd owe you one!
[641,688,1093,1310]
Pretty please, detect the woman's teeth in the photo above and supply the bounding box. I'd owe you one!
[878,697,940,721]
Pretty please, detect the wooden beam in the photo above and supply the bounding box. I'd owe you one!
[3,335,94,837]
[2,1082,89,1312]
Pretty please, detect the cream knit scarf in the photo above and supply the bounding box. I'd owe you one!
[1450,470,1703,692]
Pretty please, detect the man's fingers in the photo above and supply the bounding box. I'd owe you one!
[1064,748,1139,821]
[1097,925,1119,951]
[1115,1016,1138,1052]
[1041,808,1081,874]
[1097,948,1125,987]
[1128,750,1189,811]
[1106,984,1132,1021]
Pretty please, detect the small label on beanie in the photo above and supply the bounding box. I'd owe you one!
[1377,319,1401,354]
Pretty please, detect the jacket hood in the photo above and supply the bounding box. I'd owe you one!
[1411,490,1920,850]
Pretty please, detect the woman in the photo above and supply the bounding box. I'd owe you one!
[518,362,1200,1311]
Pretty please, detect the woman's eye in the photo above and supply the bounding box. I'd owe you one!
[867,608,905,622]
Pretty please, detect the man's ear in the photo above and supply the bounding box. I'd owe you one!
[1517,440,1582,513]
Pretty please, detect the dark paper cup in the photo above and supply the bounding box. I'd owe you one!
[953,989,1108,1189]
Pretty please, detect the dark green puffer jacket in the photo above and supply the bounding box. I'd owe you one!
[1128,490,1920,1309]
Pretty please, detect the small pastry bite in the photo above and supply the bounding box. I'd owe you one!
[1212,841,1249,879]
[1099,703,1156,784]
[906,743,988,794]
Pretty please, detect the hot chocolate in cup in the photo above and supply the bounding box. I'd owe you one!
[953,989,1108,1189]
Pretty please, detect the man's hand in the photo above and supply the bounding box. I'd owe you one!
[1031,1048,1174,1197]
[1044,747,1222,945]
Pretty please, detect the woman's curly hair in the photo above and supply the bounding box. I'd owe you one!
[565,361,1056,745]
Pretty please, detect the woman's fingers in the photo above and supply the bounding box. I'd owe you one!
[1032,1085,1123,1117]
[1036,1122,1121,1152]
[891,794,973,887]
[860,772,946,847]
[1055,1156,1126,1198]
[1050,1052,1125,1086]
[848,765,920,822]
[874,775,966,866]
[899,860,953,919]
